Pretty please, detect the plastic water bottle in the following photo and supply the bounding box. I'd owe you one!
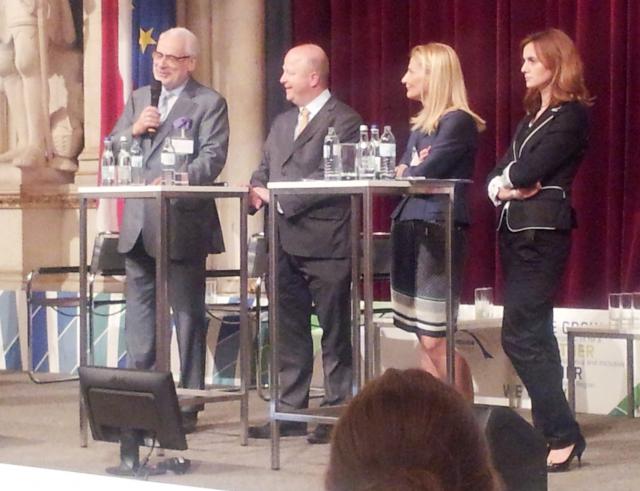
[130,138,144,185]
[357,125,375,179]
[160,137,176,185]
[116,136,132,185]
[370,124,381,178]
[323,127,341,180]
[380,126,396,179]
[100,137,115,186]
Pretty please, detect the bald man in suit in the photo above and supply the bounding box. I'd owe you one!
[249,44,362,444]
[110,27,229,433]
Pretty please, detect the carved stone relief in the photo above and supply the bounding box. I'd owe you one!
[0,0,83,181]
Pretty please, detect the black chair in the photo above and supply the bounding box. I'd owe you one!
[204,232,269,396]
[254,232,393,399]
[25,232,125,383]
[362,232,393,377]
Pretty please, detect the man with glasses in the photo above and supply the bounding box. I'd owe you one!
[110,27,229,433]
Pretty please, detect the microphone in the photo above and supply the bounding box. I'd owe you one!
[148,79,162,135]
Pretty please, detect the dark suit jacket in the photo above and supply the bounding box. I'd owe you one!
[110,78,229,259]
[487,101,589,231]
[250,95,362,258]
[392,110,479,225]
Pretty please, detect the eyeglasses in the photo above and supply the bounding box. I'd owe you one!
[151,50,192,65]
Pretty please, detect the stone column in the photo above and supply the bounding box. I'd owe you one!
[76,0,102,186]
[180,0,266,273]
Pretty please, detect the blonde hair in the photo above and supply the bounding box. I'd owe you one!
[409,43,485,135]
[521,28,593,114]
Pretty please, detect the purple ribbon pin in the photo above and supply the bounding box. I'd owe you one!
[173,117,193,131]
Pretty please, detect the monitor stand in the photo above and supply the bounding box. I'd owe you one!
[106,431,166,477]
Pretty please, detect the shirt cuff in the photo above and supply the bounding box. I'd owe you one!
[487,176,504,207]
[503,162,515,188]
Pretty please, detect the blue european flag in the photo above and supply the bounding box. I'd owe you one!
[131,0,176,89]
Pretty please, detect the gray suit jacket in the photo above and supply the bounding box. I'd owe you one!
[111,78,229,259]
[251,96,362,258]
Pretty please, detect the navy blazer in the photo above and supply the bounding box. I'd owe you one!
[392,110,478,225]
[487,101,589,231]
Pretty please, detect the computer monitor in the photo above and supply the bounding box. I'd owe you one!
[79,366,187,476]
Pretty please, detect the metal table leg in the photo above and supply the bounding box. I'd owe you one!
[627,336,635,418]
[268,191,280,470]
[239,194,249,445]
[350,195,361,393]
[362,189,374,382]
[445,190,454,384]
[567,332,576,415]
[79,197,88,447]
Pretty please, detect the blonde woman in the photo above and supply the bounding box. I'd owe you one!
[391,43,485,400]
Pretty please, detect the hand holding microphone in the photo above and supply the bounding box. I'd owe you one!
[132,79,163,137]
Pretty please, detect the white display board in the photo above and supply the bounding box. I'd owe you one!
[380,305,636,415]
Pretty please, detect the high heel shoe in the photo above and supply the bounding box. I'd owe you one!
[547,435,586,473]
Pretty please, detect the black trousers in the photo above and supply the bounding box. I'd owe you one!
[499,227,581,448]
[276,245,353,411]
[124,237,207,404]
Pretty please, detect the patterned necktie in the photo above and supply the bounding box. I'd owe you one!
[158,92,172,122]
[295,107,310,139]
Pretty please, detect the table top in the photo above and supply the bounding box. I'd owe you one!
[267,178,470,192]
[77,184,249,198]
[566,325,640,337]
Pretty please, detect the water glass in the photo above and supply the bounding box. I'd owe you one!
[205,280,217,304]
[621,293,633,329]
[474,287,494,319]
[632,292,640,328]
[340,143,357,180]
[609,293,622,328]
[173,171,189,186]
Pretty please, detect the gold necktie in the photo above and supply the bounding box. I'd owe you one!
[295,107,310,139]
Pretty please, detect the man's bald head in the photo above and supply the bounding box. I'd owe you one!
[280,44,330,106]
[289,44,330,86]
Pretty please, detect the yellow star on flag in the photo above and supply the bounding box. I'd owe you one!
[139,27,157,54]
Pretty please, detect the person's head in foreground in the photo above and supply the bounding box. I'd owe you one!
[325,368,501,491]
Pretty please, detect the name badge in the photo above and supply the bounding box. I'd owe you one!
[171,138,194,155]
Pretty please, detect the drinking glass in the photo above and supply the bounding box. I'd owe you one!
[632,292,640,329]
[474,287,494,319]
[609,293,622,328]
[621,293,633,329]
[173,171,189,186]
[205,280,217,304]
[340,143,357,180]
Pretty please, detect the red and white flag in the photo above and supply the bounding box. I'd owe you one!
[96,0,132,232]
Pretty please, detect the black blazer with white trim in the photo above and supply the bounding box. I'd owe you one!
[487,101,589,231]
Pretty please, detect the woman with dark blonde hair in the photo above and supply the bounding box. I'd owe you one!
[325,369,501,491]
[391,43,485,400]
[487,28,592,472]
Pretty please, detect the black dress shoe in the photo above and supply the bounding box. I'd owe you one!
[248,421,307,439]
[547,435,586,472]
[181,411,198,434]
[307,424,332,444]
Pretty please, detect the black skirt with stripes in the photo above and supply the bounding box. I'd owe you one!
[390,220,467,338]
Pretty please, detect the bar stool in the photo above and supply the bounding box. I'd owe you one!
[26,232,125,383]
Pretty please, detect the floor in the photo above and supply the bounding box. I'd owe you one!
[1,371,640,490]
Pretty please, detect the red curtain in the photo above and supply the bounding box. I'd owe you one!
[291,0,640,307]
